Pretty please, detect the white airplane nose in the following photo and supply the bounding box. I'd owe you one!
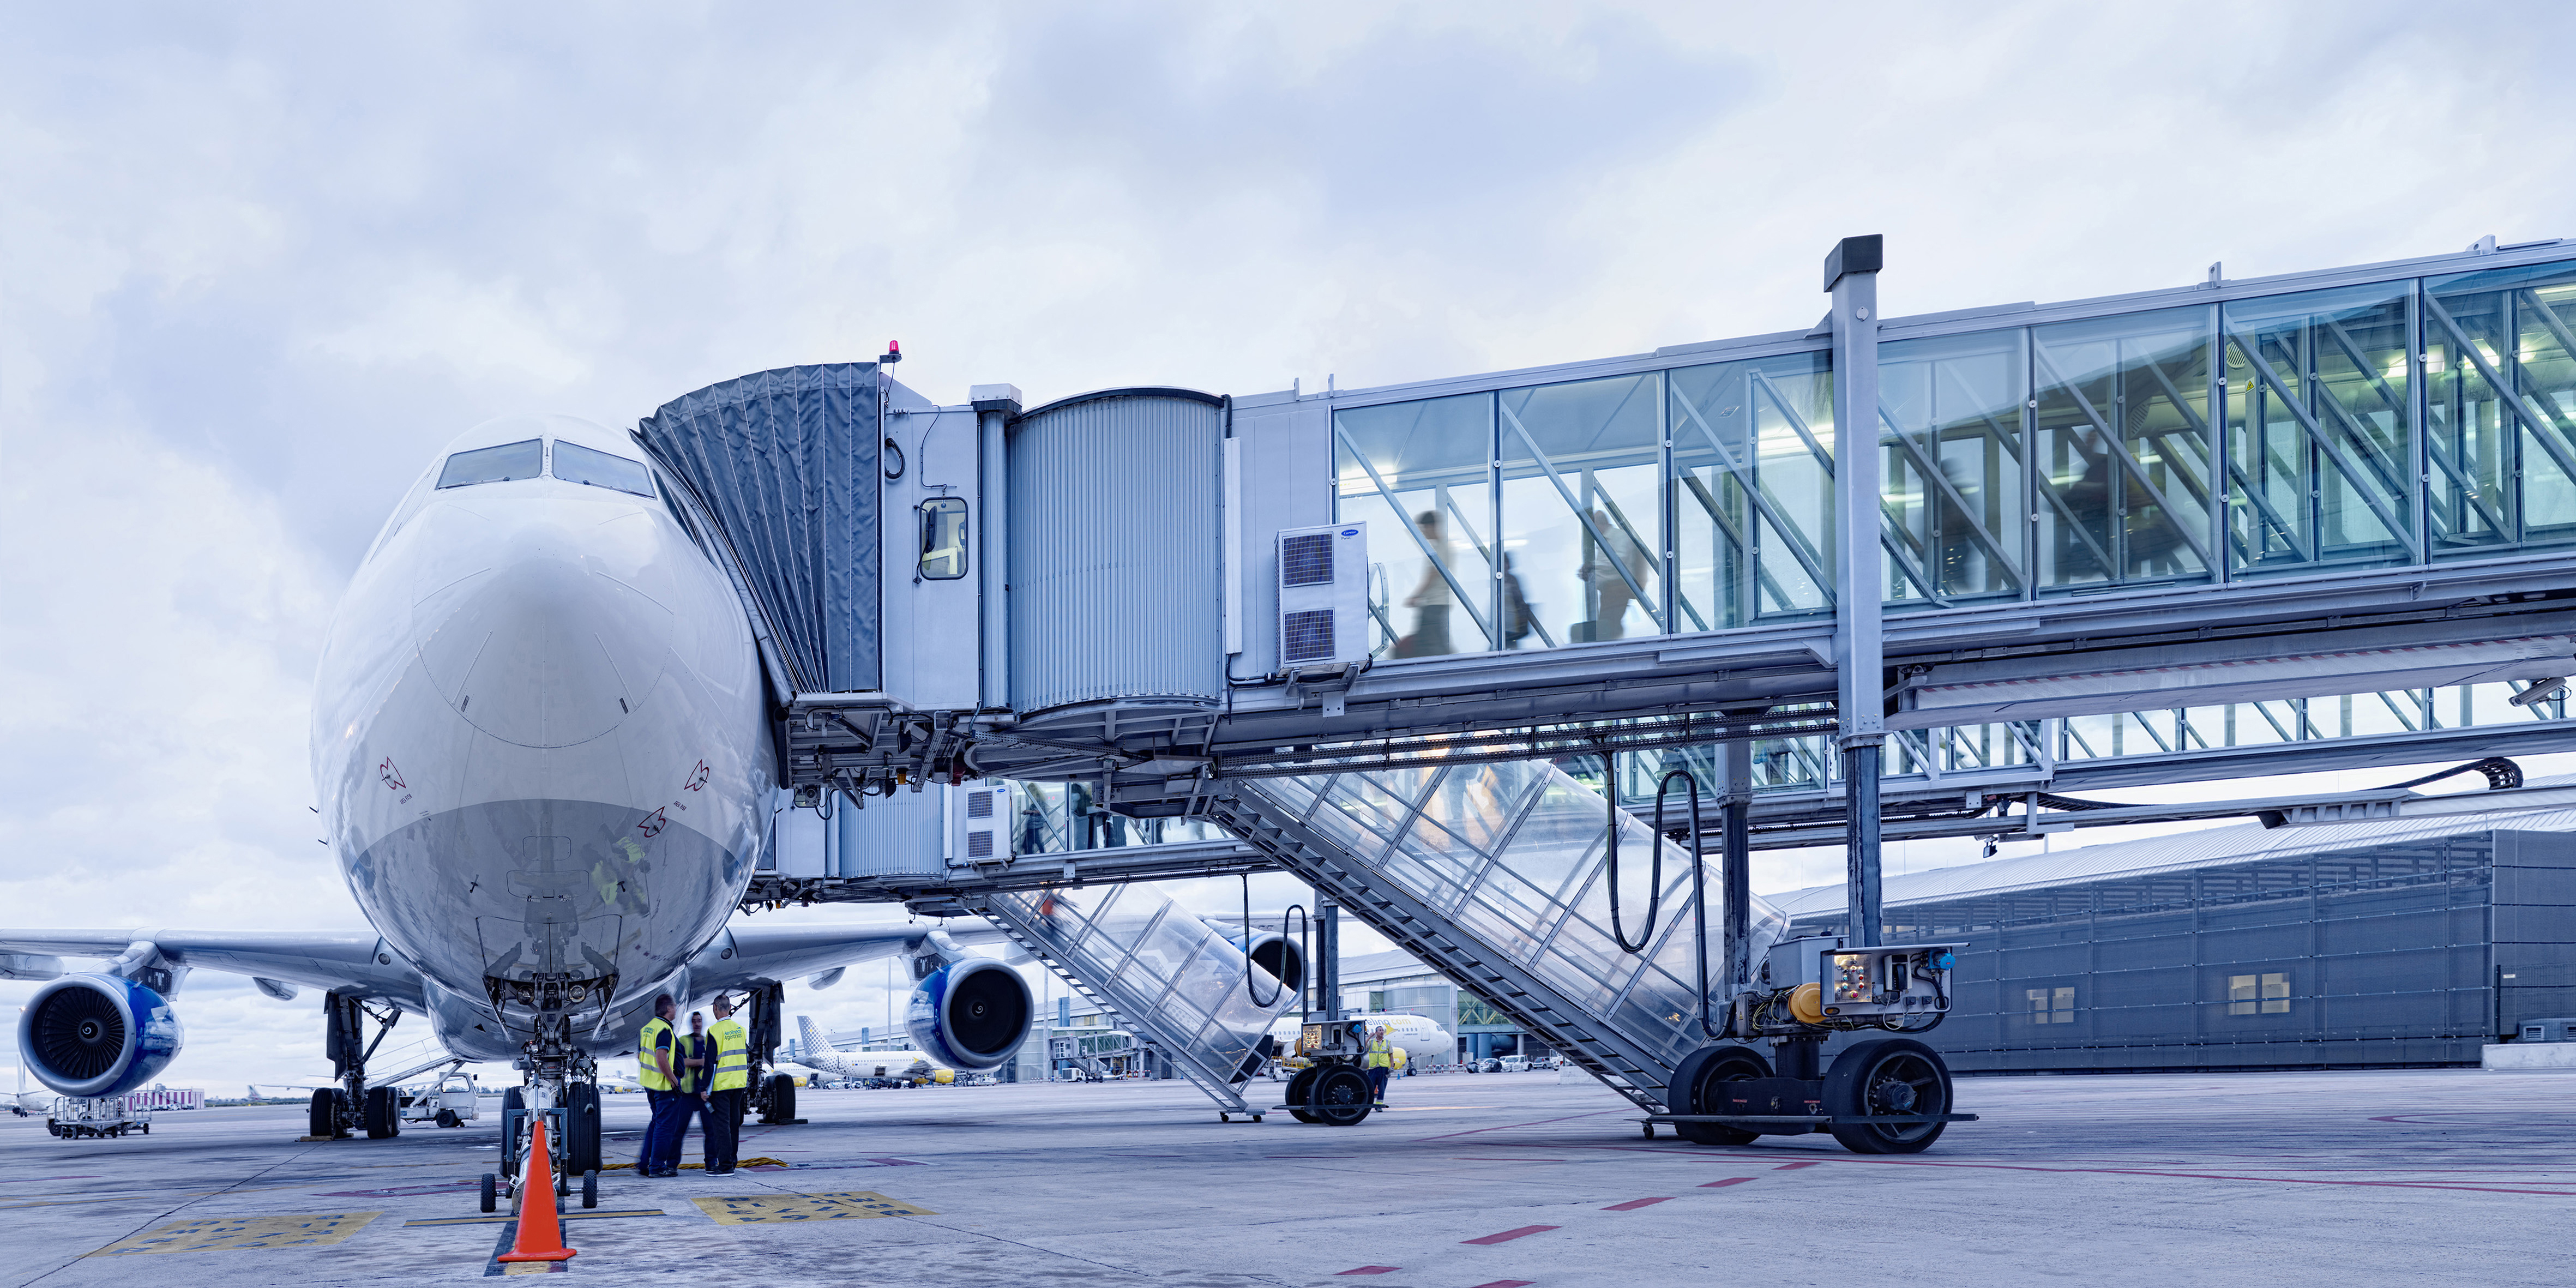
[411,509,678,749]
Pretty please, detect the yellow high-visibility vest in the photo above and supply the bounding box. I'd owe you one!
[1364,1037,1395,1069]
[639,1017,677,1091]
[709,1019,751,1092]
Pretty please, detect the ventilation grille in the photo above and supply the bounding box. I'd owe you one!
[1282,610,1337,664]
[967,830,996,859]
[967,792,995,819]
[1280,533,1334,587]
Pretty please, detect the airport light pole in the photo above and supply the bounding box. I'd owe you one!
[1827,234,1886,948]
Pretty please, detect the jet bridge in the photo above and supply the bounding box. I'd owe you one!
[635,231,2576,1149]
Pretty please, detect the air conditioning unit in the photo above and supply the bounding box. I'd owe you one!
[1275,522,1368,672]
[946,781,1015,868]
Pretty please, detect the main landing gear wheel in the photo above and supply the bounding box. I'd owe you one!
[760,1073,797,1124]
[1824,1037,1951,1155]
[1283,1069,1319,1123]
[1672,1044,1772,1147]
[1310,1067,1374,1126]
[308,1088,335,1138]
[363,1085,400,1139]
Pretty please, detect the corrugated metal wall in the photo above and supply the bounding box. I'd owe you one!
[1007,392,1223,714]
[1796,833,2529,1071]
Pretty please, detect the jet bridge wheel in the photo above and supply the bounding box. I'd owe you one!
[1823,1038,1951,1155]
[1310,1067,1374,1127]
[1283,1069,1319,1123]
[1671,1044,1772,1146]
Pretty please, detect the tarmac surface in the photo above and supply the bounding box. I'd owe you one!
[5,1066,2573,1286]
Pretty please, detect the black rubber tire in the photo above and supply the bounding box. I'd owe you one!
[765,1073,797,1124]
[480,1173,497,1213]
[46,1122,61,1138]
[1823,1037,1951,1155]
[1671,1044,1772,1146]
[562,1084,602,1175]
[1311,1067,1374,1126]
[308,1088,335,1138]
[436,1108,458,1128]
[582,1171,598,1209]
[500,1087,526,1176]
[363,1086,396,1139]
[1283,1069,1319,1123]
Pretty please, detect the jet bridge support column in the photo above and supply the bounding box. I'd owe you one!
[1828,233,1887,947]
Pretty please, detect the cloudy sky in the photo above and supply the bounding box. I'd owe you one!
[6,2,2575,1092]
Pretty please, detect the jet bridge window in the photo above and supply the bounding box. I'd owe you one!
[918,497,968,580]
[552,440,656,497]
[436,438,543,488]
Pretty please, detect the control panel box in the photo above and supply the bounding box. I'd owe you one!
[1765,935,1965,1019]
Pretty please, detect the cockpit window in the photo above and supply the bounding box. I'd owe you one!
[436,439,544,488]
[552,440,656,497]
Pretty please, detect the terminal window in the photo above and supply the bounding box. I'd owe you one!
[2228,972,2291,1015]
[2026,987,2075,1024]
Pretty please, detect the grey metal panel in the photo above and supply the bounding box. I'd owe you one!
[635,363,882,693]
[1008,391,1224,714]
[828,789,944,879]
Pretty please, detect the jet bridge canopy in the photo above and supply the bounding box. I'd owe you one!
[636,362,883,694]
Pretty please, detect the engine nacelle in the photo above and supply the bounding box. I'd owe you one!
[904,958,1032,1072]
[1239,931,1305,998]
[18,973,183,1098]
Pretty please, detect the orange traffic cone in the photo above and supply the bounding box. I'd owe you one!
[497,1111,577,1263]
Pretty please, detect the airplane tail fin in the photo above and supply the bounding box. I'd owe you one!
[796,1015,840,1057]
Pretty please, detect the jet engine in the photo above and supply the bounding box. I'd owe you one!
[903,957,1032,1072]
[18,973,184,1098]
[1239,931,1305,998]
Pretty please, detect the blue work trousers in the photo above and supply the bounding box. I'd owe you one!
[1367,1067,1392,1103]
[700,1089,742,1171]
[641,1090,692,1173]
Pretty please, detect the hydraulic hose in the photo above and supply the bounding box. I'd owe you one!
[1243,877,1286,1009]
[1652,768,1723,1039]
[1606,749,1663,954]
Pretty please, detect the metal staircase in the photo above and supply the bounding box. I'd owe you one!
[974,881,1294,1117]
[1202,760,1789,1115]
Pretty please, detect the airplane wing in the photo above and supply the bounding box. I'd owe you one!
[687,921,1016,997]
[0,929,424,1008]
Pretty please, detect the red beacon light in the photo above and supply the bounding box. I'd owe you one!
[881,340,902,364]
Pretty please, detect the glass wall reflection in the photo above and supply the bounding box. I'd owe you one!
[1498,374,1664,645]
[1669,352,1835,628]
[2031,306,2214,591]
[1334,393,1496,657]
[2426,260,2576,556]
[2224,282,2415,575]
[1881,331,2025,605]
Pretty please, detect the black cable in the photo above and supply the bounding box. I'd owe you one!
[1606,749,1662,954]
[1653,768,1720,1038]
[1243,876,1285,1009]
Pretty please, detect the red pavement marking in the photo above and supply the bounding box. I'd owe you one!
[1337,1268,1400,1276]
[1462,1225,1560,1245]
[1701,1177,1755,1188]
[1471,1281,1537,1288]
[1775,1161,1821,1170]
[1603,1196,1675,1211]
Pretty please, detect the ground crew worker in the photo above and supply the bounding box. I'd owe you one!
[704,995,750,1175]
[637,994,685,1177]
[1364,1025,1397,1109]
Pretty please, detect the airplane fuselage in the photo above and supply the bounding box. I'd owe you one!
[312,414,773,1061]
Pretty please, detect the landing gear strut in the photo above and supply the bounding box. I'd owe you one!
[314,990,400,1140]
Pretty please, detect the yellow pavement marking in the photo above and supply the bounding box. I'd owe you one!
[404,1209,667,1227]
[88,1211,382,1255]
[690,1191,934,1224]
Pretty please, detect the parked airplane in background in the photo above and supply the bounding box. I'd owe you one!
[0,416,1041,1177]
[1267,1013,1452,1072]
[793,1016,955,1085]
